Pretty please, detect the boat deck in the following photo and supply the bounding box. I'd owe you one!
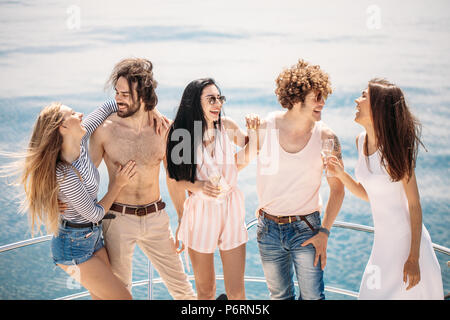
[0,219,448,300]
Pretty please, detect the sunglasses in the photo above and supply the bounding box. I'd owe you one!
[313,92,326,102]
[204,95,226,105]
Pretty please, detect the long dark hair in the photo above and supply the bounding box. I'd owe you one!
[166,78,222,182]
[368,78,425,182]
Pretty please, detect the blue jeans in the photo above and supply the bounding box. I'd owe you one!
[257,211,325,300]
[51,223,104,265]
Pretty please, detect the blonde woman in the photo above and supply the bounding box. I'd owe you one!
[11,100,135,299]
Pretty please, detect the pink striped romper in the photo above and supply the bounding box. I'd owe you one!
[178,123,248,268]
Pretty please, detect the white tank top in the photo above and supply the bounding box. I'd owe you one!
[256,111,324,216]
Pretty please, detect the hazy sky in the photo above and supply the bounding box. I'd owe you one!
[0,0,449,98]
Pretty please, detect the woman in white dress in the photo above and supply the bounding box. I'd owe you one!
[327,78,443,299]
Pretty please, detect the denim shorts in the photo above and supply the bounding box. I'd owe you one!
[51,223,104,266]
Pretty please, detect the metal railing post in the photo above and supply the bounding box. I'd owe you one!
[1,219,448,300]
[148,260,154,300]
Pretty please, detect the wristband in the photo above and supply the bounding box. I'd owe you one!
[318,227,330,237]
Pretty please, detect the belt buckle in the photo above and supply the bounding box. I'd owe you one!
[277,216,292,225]
[135,206,148,216]
[276,216,285,225]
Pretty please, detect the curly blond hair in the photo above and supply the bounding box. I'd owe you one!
[275,59,332,109]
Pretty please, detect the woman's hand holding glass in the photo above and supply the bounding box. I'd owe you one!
[326,155,345,178]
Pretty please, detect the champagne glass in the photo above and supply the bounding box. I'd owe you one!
[207,167,221,187]
[206,167,224,202]
[321,138,334,177]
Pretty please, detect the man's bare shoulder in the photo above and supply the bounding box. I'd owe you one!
[220,116,240,132]
[259,118,268,130]
[320,124,335,139]
[271,110,287,128]
[96,113,119,131]
[90,114,119,144]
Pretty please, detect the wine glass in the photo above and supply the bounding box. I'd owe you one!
[207,167,221,187]
[206,167,225,203]
[321,138,334,177]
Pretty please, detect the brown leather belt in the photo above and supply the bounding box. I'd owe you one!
[259,209,317,231]
[110,200,166,217]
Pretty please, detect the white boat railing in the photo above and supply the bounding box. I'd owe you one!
[0,219,448,300]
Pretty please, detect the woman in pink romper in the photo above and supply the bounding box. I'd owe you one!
[166,78,259,300]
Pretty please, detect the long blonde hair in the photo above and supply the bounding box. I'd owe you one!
[1,102,65,236]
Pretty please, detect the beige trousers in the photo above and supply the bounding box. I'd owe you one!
[102,207,196,300]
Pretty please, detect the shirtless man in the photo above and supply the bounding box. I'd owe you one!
[89,58,196,299]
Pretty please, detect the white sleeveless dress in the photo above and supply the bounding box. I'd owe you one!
[355,132,443,300]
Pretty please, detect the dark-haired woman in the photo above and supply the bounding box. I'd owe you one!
[166,78,258,300]
[328,79,443,299]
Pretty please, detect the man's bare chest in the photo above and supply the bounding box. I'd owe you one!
[103,127,165,166]
[277,128,312,154]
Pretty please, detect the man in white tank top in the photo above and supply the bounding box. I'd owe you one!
[251,59,345,300]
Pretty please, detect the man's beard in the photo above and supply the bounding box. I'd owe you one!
[117,101,140,118]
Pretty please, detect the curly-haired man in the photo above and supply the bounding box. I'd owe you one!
[89,58,196,299]
[253,59,345,300]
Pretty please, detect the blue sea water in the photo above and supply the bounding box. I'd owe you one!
[0,0,448,300]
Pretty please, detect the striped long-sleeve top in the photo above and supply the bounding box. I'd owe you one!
[56,100,118,223]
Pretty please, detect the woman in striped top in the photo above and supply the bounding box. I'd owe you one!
[166,78,259,300]
[20,100,135,299]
